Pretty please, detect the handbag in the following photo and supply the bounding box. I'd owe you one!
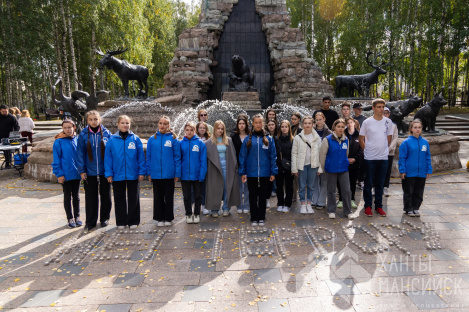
[280,151,291,171]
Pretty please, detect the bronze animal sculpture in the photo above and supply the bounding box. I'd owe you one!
[96,47,149,98]
[414,93,447,133]
[51,77,87,130]
[335,51,390,97]
[228,55,256,92]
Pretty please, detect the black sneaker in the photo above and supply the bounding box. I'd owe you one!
[406,211,415,217]
[100,220,109,227]
[84,225,94,234]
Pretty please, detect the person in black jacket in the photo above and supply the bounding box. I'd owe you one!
[338,117,364,209]
[0,104,20,168]
[231,114,250,214]
[275,120,294,213]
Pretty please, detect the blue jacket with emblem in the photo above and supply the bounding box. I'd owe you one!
[180,134,207,181]
[76,125,112,176]
[52,135,80,181]
[146,132,181,179]
[104,131,146,181]
[322,133,350,173]
[398,135,432,177]
[239,132,278,178]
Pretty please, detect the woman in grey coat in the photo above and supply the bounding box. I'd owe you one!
[205,120,240,217]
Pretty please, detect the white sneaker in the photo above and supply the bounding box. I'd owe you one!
[186,215,194,224]
[164,221,172,226]
[277,206,284,212]
[384,187,389,196]
[193,215,200,223]
[271,192,277,197]
[117,225,126,230]
[251,221,258,226]
[300,205,308,214]
[266,200,271,208]
[372,188,375,196]
[306,206,314,214]
[243,209,249,214]
[237,208,243,213]
[222,210,230,217]
[329,213,336,219]
[129,225,138,230]
[157,222,164,227]
[202,207,210,215]
[282,206,289,213]
[358,182,364,189]
[259,220,265,226]
[347,213,356,220]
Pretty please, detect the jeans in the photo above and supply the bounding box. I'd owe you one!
[312,172,327,206]
[182,180,202,216]
[237,175,250,210]
[219,156,228,211]
[272,180,277,193]
[298,165,318,202]
[364,159,388,208]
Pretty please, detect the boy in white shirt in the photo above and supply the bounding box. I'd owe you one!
[359,99,393,217]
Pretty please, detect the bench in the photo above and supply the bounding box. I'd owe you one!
[45,109,61,120]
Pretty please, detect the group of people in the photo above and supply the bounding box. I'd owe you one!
[0,105,36,167]
[51,97,432,231]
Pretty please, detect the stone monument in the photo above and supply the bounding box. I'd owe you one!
[157,0,333,108]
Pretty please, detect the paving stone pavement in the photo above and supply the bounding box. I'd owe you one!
[0,160,468,311]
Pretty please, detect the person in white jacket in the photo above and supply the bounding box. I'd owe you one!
[18,110,35,153]
[383,107,399,196]
[291,116,322,214]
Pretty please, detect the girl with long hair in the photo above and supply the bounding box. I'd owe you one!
[239,114,277,226]
[196,121,211,214]
[77,110,112,232]
[231,114,251,214]
[52,119,82,228]
[205,120,240,217]
[105,115,146,230]
[197,109,213,135]
[275,120,294,213]
[146,116,181,226]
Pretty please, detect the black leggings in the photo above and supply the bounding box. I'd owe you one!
[62,179,80,220]
[247,177,271,222]
[181,180,202,216]
[276,170,293,207]
[402,177,426,212]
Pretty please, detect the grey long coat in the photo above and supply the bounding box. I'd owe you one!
[205,138,240,211]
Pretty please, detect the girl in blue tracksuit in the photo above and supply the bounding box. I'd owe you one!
[104,115,146,230]
[180,121,207,224]
[77,110,112,232]
[52,119,82,228]
[239,114,278,226]
[146,115,181,227]
[398,119,432,217]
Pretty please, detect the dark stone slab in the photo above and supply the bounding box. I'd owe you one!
[97,304,132,312]
[113,273,145,288]
[3,252,37,265]
[407,231,423,240]
[181,285,211,302]
[198,222,220,230]
[431,249,461,260]
[253,268,282,284]
[405,290,448,309]
[421,209,443,216]
[442,222,468,230]
[458,272,469,283]
[130,249,147,261]
[189,259,216,272]
[194,238,214,250]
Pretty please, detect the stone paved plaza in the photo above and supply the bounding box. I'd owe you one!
[0,148,469,311]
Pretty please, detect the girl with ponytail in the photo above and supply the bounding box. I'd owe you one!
[77,111,112,233]
[239,114,278,226]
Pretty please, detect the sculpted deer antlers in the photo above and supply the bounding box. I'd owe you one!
[366,50,391,69]
[95,47,128,56]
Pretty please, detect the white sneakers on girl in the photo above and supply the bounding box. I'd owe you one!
[237,208,243,214]
[243,209,249,214]
[277,206,284,212]
[259,220,265,226]
[328,213,336,219]
[164,221,172,226]
[222,210,230,217]
[300,205,308,214]
[193,215,200,223]
[129,225,138,230]
[282,206,289,213]
[157,222,164,227]
[202,206,209,215]
[251,221,258,226]
[117,225,125,230]
[306,206,314,214]
[266,200,271,208]
[186,215,194,224]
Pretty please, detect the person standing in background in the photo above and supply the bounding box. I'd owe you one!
[313,96,339,130]
[0,105,20,168]
[18,110,35,153]
[383,107,399,196]
[231,115,251,214]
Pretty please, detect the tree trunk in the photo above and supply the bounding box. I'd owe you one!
[53,11,63,84]
[60,0,71,96]
[453,55,459,105]
[67,2,78,91]
[388,0,395,101]
[91,25,97,93]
